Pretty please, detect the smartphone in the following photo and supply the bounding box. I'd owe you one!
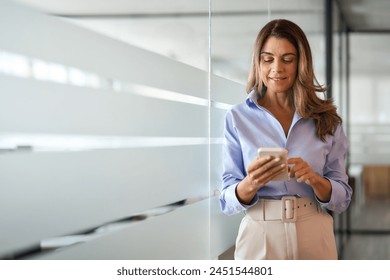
[257,147,289,181]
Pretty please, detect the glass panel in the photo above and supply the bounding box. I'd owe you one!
[62,4,209,71]
[210,0,325,84]
[348,32,390,238]
[210,0,326,259]
[30,201,210,260]
[0,0,211,259]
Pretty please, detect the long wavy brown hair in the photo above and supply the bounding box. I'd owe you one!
[247,19,342,141]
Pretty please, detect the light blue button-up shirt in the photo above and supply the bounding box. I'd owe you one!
[220,90,352,215]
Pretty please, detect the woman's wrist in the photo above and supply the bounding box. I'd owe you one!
[311,175,332,202]
[236,177,259,204]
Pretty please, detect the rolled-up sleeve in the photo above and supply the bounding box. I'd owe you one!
[319,125,352,214]
[219,111,257,215]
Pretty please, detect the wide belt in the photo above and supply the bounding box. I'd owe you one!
[246,196,319,222]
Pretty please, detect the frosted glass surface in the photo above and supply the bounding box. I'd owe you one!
[31,200,210,260]
[210,197,243,259]
[0,146,208,256]
[210,74,245,105]
[209,74,245,258]
[0,1,208,99]
[0,0,271,260]
[0,75,208,137]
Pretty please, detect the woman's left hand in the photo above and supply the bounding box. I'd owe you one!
[287,157,332,202]
[287,157,319,186]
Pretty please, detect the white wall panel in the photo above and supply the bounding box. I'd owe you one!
[210,74,245,105]
[30,200,210,260]
[0,146,208,257]
[209,74,245,258]
[0,75,208,137]
[210,197,243,259]
[0,0,247,259]
[210,107,228,139]
[0,1,208,100]
[210,74,245,189]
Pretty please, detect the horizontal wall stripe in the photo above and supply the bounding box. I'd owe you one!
[210,100,233,110]
[0,51,236,107]
[124,83,209,106]
[0,133,225,153]
[0,133,221,152]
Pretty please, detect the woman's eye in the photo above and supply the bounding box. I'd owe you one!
[261,56,294,63]
[262,58,273,63]
[283,56,295,63]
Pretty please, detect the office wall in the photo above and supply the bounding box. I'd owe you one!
[0,0,244,259]
[1,0,338,260]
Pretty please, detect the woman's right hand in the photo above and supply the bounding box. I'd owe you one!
[235,156,286,204]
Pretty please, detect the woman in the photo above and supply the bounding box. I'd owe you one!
[220,19,352,260]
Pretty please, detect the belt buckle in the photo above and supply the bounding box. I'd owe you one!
[281,196,297,222]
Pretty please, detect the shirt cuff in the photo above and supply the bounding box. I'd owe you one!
[317,177,348,214]
[225,183,258,213]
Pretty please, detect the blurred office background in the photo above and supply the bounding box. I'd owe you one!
[0,0,389,260]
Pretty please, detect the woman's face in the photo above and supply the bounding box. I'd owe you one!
[259,36,298,95]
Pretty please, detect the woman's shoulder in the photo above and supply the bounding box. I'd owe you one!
[225,100,253,121]
[322,122,347,144]
[228,93,257,113]
[230,101,247,112]
[334,123,347,137]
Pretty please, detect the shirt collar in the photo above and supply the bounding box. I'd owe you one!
[245,88,303,122]
[245,88,259,107]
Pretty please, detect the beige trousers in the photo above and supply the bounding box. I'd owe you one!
[234,197,337,260]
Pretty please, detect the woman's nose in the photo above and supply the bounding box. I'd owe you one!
[272,60,283,73]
